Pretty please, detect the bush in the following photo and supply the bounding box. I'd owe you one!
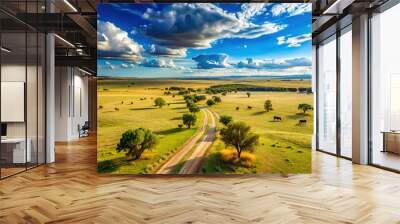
[207,99,216,106]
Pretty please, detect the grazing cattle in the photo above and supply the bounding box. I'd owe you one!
[298,119,307,125]
[247,106,252,110]
[236,107,240,110]
[273,116,282,121]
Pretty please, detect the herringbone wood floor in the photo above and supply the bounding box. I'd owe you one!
[1,136,400,224]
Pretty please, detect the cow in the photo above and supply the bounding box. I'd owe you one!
[273,116,282,121]
[298,119,307,125]
[247,106,253,110]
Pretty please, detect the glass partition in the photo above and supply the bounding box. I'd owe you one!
[317,35,337,154]
[339,27,352,158]
[370,3,400,171]
[0,2,46,179]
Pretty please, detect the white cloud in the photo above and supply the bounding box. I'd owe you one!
[97,21,144,61]
[277,34,311,47]
[141,58,178,69]
[121,63,129,68]
[237,57,311,69]
[142,4,286,51]
[277,36,286,45]
[149,44,187,57]
[192,54,231,69]
[237,3,267,21]
[271,3,311,17]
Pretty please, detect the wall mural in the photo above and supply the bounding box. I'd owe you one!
[97,3,313,174]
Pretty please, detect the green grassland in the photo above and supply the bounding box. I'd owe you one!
[97,78,313,174]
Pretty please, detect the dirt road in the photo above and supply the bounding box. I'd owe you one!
[178,108,217,174]
[155,109,209,174]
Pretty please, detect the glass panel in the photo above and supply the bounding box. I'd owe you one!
[27,31,38,169]
[1,31,27,177]
[371,4,400,171]
[318,36,337,154]
[339,28,352,158]
[38,32,45,165]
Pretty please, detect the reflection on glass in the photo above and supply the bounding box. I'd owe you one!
[371,3,400,171]
[340,28,352,158]
[318,36,337,154]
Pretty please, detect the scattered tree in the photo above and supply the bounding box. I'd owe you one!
[220,122,260,159]
[222,92,227,96]
[219,115,233,126]
[116,128,158,160]
[246,92,251,98]
[207,99,216,106]
[298,103,313,114]
[212,96,222,103]
[188,103,200,113]
[154,97,166,108]
[264,100,273,112]
[182,113,197,128]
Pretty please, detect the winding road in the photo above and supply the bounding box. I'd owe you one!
[156,109,209,174]
[179,108,217,174]
[155,108,218,174]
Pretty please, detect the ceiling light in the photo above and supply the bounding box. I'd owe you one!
[54,34,75,48]
[78,67,92,76]
[63,0,78,12]
[1,47,11,53]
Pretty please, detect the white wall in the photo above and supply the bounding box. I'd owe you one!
[54,67,89,141]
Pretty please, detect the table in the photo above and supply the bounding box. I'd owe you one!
[382,131,400,154]
[1,138,31,164]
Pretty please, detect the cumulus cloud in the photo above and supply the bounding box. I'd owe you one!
[277,34,311,47]
[142,4,285,50]
[149,44,187,57]
[192,54,231,69]
[121,63,129,68]
[141,58,178,69]
[97,21,144,61]
[271,3,311,17]
[236,57,311,69]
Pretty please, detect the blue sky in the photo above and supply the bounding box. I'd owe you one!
[97,3,312,78]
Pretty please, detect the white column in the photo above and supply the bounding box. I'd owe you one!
[46,32,55,163]
[352,14,369,164]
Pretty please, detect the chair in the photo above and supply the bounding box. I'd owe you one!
[79,121,90,138]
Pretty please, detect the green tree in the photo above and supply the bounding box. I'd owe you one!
[246,92,251,98]
[116,128,158,160]
[264,100,273,112]
[207,99,216,106]
[154,97,166,108]
[182,113,197,128]
[212,96,222,103]
[219,115,233,126]
[220,122,260,159]
[188,103,200,113]
[298,103,313,114]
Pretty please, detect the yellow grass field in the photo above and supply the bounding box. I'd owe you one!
[97,78,313,174]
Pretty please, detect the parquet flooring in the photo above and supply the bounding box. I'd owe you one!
[1,136,400,223]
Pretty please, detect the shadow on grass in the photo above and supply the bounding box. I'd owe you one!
[252,111,266,116]
[130,107,157,111]
[286,113,308,120]
[98,157,129,173]
[155,127,183,135]
[169,101,186,105]
[172,107,187,110]
[170,117,182,121]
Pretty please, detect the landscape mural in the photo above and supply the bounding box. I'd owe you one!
[97,3,313,174]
